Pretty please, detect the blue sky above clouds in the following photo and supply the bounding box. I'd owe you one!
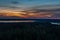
[0,0,60,9]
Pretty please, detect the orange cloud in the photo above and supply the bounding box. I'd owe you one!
[0,10,53,18]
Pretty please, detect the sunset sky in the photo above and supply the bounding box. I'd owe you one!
[0,0,60,19]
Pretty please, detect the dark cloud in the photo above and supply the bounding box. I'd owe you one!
[26,4,60,13]
[28,0,33,1]
[11,1,19,4]
[29,4,60,10]
[8,6,21,9]
[0,16,21,19]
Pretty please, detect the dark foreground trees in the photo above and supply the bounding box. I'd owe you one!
[0,22,59,40]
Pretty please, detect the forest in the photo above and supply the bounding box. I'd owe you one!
[0,22,59,40]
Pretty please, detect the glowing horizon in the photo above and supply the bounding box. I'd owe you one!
[0,0,60,19]
[0,9,53,18]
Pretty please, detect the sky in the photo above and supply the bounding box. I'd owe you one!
[0,0,60,19]
[0,0,60,9]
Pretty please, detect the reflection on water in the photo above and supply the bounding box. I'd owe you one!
[51,22,60,25]
[0,20,35,23]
